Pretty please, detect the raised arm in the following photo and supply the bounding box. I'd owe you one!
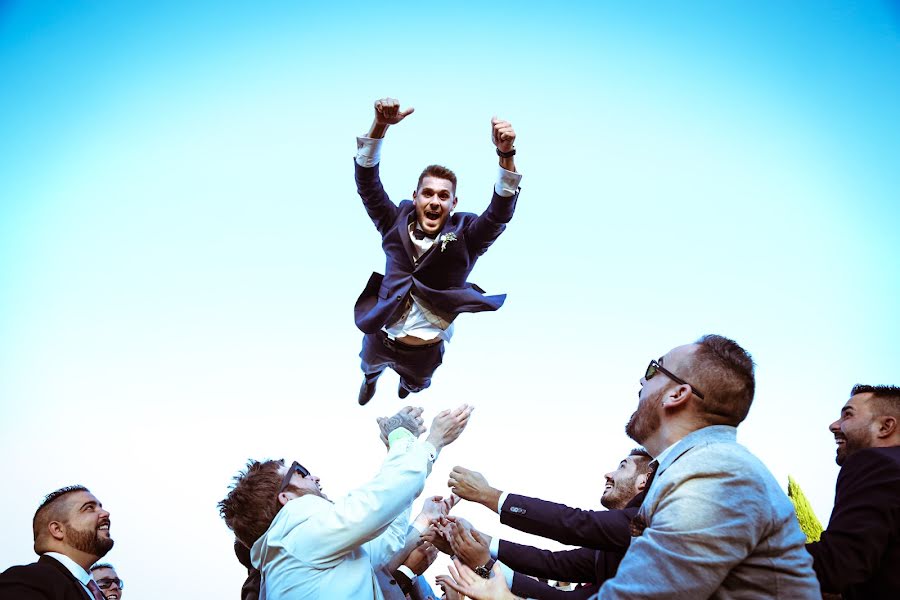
[465,117,521,255]
[355,97,415,235]
[367,97,415,139]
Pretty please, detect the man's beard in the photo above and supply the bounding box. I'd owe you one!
[601,474,638,510]
[625,388,662,444]
[835,430,869,466]
[66,523,114,558]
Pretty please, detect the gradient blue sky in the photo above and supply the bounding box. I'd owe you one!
[1,1,898,597]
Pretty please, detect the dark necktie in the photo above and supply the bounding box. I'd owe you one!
[412,228,433,241]
[86,579,106,600]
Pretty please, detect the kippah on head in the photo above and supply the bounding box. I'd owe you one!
[90,562,114,572]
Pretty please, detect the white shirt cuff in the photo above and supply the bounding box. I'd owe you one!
[396,564,416,580]
[422,440,438,463]
[494,166,522,197]
[489,536,499,559]
[499,561,514,588]
[497,491,509,513]
[356,136,383,167]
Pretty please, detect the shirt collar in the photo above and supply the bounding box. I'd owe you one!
[653,425,738,478]
[43,552,92,586]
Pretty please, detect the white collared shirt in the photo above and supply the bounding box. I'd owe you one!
[43,552,94,597]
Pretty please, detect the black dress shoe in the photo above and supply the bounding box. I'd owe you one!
[398,383,410,399]
[358,378,378,406]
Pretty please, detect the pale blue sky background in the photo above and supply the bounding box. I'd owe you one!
[1,1,898,597]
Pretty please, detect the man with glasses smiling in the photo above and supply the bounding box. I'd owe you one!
[89,564,122,600]
[353,97,521,405]
[218,404,473,600]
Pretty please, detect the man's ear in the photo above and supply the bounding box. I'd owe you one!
[277,491,291,507]
[48,520,66,542]
[451,197,458,211]
[412,189,418,199]
[635,471,650,492]
[663,385,692,409]
[875,415,897,439]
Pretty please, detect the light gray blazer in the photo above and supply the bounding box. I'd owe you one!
[593,425,821,599]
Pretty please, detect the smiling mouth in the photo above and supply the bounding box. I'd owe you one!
[107,594,119,600]
[424,210,441,220]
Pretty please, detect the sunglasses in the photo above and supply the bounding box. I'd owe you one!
[95,577,124,590]
[645,360,705,400]
[278,460,311,496]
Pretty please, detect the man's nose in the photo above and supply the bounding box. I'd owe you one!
[828,419,841,433]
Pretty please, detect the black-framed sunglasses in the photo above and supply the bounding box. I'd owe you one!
[96,577,124,590]
[645,360,705,400]
[278,460,310,496]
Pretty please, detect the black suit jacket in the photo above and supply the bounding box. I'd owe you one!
[806,446,900,599]
[500,492,642,551]
[354,161,518,333]
[501,541,618,600]
[0,555,92,600]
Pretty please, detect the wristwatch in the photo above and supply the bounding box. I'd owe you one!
[474,558,496,579]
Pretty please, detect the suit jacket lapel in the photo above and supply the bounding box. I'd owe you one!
[398,211,416,262]
[39,554,93,600]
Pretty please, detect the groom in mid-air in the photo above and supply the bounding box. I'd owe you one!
[353,97,521,405]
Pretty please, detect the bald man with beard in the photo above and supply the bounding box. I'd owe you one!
[0,485,114,600]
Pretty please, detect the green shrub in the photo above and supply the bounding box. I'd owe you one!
[788,475,823,543]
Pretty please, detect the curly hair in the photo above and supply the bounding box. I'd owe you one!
[218,459,284,549]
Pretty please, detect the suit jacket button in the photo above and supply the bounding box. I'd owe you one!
[396,295,402,301]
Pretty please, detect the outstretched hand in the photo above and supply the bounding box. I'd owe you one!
[447,517,491,568]
[378,406,425,448]
[448,466,497,508]
[374,97,415,126]
[491,117,516,153]
[435,558,517,600]
[426,404,475,450]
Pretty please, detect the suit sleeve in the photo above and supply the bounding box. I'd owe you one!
[285,438,432,567]
[355,160,400,236]
[464,189,518,256]
[501,494,635,551]
[499,540,600,583]
[511,574,599,600]
[806,449,900,593]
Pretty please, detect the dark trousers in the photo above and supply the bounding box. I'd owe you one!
[359,330,445,393]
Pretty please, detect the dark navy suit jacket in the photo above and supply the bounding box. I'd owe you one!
[806,446,900,599]
[0,555,92,600]
[353,161,518,334]
[498,492,644,599]
[500,492,640,551]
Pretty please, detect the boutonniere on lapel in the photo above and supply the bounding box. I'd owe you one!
[439,232,457,252]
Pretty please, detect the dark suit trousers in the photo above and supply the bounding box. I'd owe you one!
[359,330,444,392]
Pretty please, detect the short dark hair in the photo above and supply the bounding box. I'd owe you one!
[628,447,653,474]
[90,563,115,572]
[218,459,285,549]
[851,384,900,418]
[33,485,89,547]
[686,334,756,426]
[417,165,457,194]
